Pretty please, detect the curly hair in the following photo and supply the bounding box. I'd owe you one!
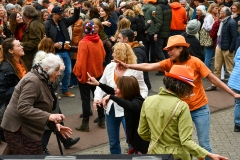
[112,42,137,64]
[132,4,143,16]
[163,76,193,98]
[123,9,135,17]
[114,17,131,39]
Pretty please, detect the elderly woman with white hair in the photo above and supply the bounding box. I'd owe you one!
[196,5,207,28]
[1,51,72,155]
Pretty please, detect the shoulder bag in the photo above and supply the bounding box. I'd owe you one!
[147,101,181,154]
[199,27,213,47]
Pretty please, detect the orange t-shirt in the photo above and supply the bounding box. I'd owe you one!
[159,56,211,111]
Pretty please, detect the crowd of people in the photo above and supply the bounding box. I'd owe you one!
[0,0,239,159]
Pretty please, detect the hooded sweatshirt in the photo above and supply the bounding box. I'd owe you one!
[73,33,106,83]
[170,2,187,30]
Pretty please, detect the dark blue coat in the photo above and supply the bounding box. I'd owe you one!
[220,17,239,53]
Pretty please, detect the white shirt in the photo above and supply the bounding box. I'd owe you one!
[94,62,148,117]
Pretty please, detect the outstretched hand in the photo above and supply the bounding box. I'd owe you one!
[113,59,129,69]
[56,124,73,139]
[207,153,228,160]
[86,72,99,86]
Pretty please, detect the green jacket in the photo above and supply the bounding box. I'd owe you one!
[22,18,45,70]
[138,87,208,160]
[142,3,156,35]
[154,0,172,38]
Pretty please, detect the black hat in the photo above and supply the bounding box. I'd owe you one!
[51,6,64,14]
[42,0,50,4]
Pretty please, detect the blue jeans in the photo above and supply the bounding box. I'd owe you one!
[105,105,125,154]
[204,47,215,70]
[70,59,78,86]
[233,89,240,126]
[56,51,71,93]
[190,104,212,160]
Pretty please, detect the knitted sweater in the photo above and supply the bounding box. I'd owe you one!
[73,34,106,83]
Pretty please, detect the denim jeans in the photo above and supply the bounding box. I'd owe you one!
[105,105,125,154]
[232,89,240,126]
[190,104,212,160]
[204,47,215,70]
[56,51,71,93]
[70,59,78,86]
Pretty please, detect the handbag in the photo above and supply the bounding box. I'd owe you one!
[199,28,213,47]
[147,101,181,154]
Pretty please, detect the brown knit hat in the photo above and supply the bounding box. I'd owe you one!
[145,0,157,4]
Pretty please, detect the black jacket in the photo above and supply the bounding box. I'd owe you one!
[98,83,149,153]
[182,32,205,62]
[0,61,20,107]
[155,0,172,38]
[132,41,151,90]
[44,8,80,44]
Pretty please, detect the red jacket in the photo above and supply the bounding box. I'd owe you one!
[170,2,187,30]
[73,34,106,83]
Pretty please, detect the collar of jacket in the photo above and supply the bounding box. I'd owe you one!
[159,87,180,98]
[31,69,48,82]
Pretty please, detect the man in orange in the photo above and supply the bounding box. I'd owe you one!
[116,35,240,160]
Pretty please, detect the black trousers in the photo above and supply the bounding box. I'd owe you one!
[78,77,104,119]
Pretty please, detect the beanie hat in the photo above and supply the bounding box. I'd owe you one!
[84,21,95,35]
[6,3,15,11]
[144,0,157,4]
[186,19,201,35]
[196,5,206,16]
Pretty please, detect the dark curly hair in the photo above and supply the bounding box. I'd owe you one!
[163,76,193,98]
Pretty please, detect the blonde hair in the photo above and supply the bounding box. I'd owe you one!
[123,9,135,17]
[207,3,218,14]
[114,17,131,39]
[132,4,143,16]
[92,18,104,31]
[113,42,137,64]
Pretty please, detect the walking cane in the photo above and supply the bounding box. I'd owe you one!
[55,130,63,155]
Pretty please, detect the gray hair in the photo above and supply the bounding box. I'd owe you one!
[222,6,232,16]
[15,4,22,12]
[33,51,64,75]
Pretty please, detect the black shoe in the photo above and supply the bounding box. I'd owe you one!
[43,148,50,155]
[94,117,99,123]
[63,137,80,149]
[234,125,240,132]
[205,86,217,91]
[79,110,93,118]
[155,72,165,76]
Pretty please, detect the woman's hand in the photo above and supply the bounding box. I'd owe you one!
[48,114,65,124]
[113,59,129,69]
[102,95,110,109]
[86,72,99,86]
[56,124,73,139]
[93,100,102,110]
[207,153,228,160]
[109,36,115,42]
[102,21,111,27]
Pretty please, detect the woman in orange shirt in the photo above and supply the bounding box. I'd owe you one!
[116,35,240,159]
